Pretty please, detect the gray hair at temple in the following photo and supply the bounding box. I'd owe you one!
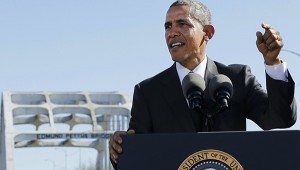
[170,0,212,26]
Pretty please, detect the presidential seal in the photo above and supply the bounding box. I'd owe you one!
[178,149,244,170]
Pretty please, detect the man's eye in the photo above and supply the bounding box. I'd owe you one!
[164,24,171,30]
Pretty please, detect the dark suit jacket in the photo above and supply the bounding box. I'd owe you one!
[128,58,297,133]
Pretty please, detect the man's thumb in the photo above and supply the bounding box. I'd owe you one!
[127,129,135,135]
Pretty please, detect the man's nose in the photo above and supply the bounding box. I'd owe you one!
[167,27,180,38]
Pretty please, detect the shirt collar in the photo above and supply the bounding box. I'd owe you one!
[176,56,207,85]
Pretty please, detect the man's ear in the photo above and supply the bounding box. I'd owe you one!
[204,25,215,40]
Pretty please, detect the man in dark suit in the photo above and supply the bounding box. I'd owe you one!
[109,0,297,167]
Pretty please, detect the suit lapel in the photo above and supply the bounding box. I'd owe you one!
[159,59,219,132]
[204,58,219,86]
[160,63,196,131]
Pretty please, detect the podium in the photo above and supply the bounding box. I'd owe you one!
[118,130,300,170]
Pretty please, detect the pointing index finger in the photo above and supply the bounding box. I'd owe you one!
[261,23,271,30]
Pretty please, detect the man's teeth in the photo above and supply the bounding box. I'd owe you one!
[171,42,183,48]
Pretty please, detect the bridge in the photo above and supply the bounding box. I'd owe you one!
[1,91,131,170]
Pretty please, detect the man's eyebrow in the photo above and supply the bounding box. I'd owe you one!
[164,21,171,27]
[176,19,189,23]
[165,19,188,25]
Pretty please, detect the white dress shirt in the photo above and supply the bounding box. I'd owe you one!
[265,61,288,81]
[176,56,288,85]
[176,56,207,85]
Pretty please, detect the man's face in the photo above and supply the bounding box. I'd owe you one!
[165,5,206,68]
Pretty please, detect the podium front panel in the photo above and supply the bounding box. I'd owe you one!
[118,130,300,170]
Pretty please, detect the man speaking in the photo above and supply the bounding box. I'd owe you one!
[109,0,297,168]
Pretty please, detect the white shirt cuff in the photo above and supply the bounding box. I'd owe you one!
[265,61,288,82]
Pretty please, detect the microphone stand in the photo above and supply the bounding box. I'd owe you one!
[191,106,213,132]
[201,108,213,132]
[200,104,226,132]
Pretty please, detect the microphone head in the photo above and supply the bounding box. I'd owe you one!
[208,74,233,101]
[182,73,206,98]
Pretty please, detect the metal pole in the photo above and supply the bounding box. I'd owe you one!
[281,49,300,87]
[282,49,300,57]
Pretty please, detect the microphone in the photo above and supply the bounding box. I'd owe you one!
[182,73,206,112]
[208,74,233,112]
